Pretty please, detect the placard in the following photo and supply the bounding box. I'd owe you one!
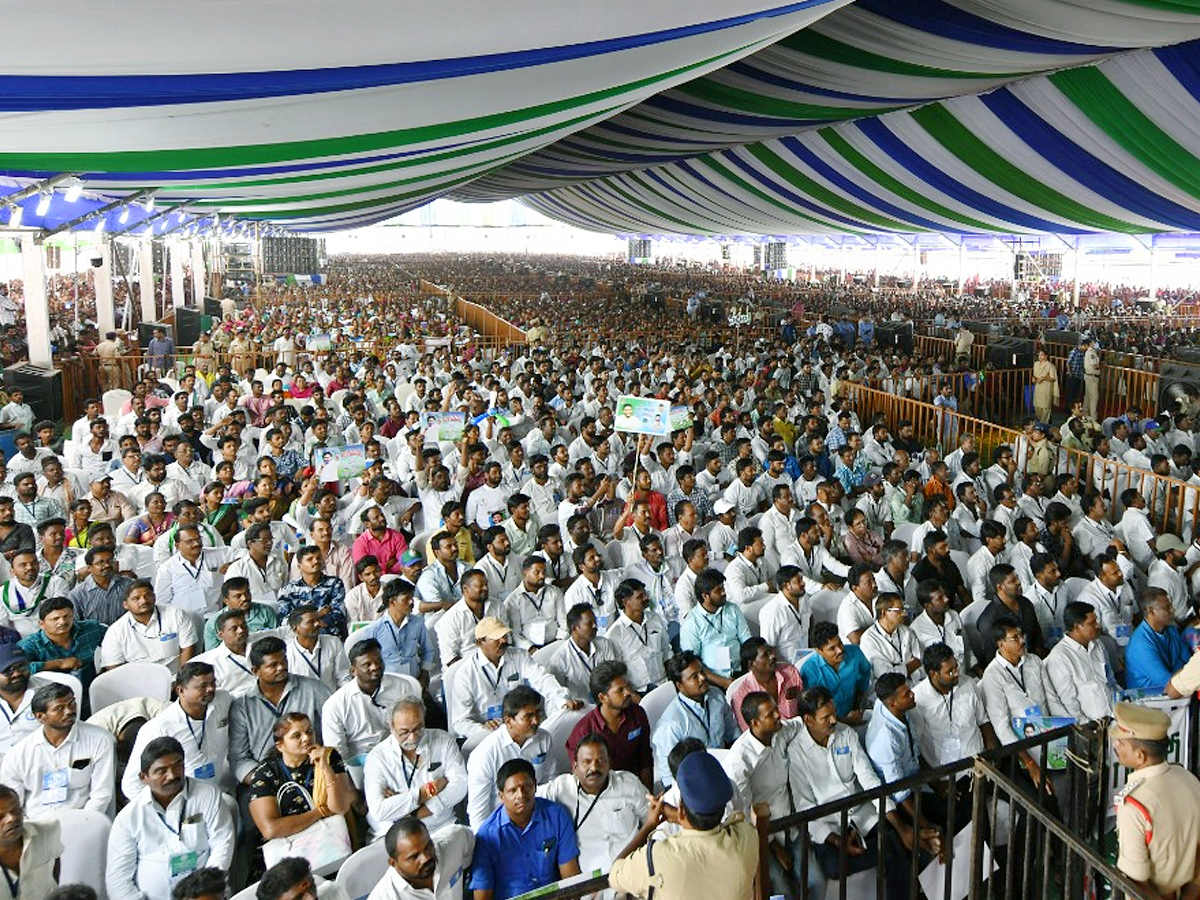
[1011,716,1075,770]
[421,411,466,441]
[312,444,365,481]
[308,333,333,351]
[669,405,693,431]
[614,395,671,436]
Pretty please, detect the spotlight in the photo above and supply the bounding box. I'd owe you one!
[119,208,130,225]
[35,192,51,217]
[63,178,83,203]
[8,206,21,228]
[145,197,155,213]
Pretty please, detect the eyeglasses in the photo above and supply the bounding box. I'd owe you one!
[885,607,904,614]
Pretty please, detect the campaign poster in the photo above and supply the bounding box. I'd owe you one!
[1011,715,1075,770]
[669,405,693,432]
[312,444,365,481]
[308,333,333,351]
[421,411,466,441]
[614,395,671,436]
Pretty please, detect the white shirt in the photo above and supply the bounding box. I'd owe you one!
[106,778,235,900]
[465,725,556,828]
[321,674,422,765]
[537,771,648,873]
[722,723,800,830]
[545,636,621,703]
[0,722,116,818]
[121,693,235,800]
[191,645,257,697]
[909,676,987,767]
[1073,515,1115,561]
[758,592,811,666]
[1076,579,1135,646]
[0,684,39,766]
[363,728,467,837]
[966,546,1001,606]
[224,554,288,609]
[1025,581,1066,646]
[563,572,620,635]
[723,554,770,609]
[286,634,350,692]
[433,597,510,669]
[787,723,889,844]
[910,610,972,672]
[366,825,474,900]
[604,610,670,692]
[476,553,522,604]
[979,653,1048,745]
[759,506,797,578]
[154,554,222,614]
[780,542,849,592]
[1043,636,1112,723]
[835,593,874,643]
[446,649,568,741]
[859,623,924,683]
[100,604,200,673]
[503,584,567,651]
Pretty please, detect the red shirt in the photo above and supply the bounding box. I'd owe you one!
[566,704,652,781]
[351,527,409,574]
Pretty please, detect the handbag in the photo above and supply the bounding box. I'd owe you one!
[262,753,352,873]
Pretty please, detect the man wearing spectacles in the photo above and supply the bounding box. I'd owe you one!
[978,616,1049,793]
[363,696,466,839]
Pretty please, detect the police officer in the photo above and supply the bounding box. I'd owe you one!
[608,750,758,900]
[1111,701,1200,899]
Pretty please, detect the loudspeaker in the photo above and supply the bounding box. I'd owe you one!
[987,337,1034,369]
[138,322,173,351]
[876,324,914,354]
[974,287,989,298]
[1159,362,1200,420]
[964,320,995,336]
[203,296,223,318]
[174,307,201,348]
[1045,330,1081,346]
[4,364,63,423]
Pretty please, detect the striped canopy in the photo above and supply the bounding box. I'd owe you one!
[6,0,1200,235]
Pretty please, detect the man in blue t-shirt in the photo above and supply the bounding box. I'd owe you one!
[800,621,873,726]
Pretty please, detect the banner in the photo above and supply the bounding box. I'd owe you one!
[614,395,670,436]
[312,444,365,481]
[308,333,333,351]
[1011,716,1075,770]
[669,405,693,431]
[421,411,466,441]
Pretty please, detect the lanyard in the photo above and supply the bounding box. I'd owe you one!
[0,697,22,727]
[156,794,188,837]
[17,499,39,522]
[627,619,648,646]
[1005,663,1027,694]
[385,620,408,658]
[574,783,605,830]
[131,608,164,636]
[785,598,804,630]
[399,751,419,789]
[0,865,17,899]
[259,690,288,720]
[480,661,503,694]
[680,697,711,742]
[227,653,254,676]
[298,643,323,679]
[570,641,594,673]
[181,559,204,582]
[942,686,955,722]
[185,713,206,750]
[524,591,544,616]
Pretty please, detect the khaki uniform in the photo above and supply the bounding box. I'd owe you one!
[229,337,254,376]
[1084,347,1101,420]
[1115,761,1200,897]
[95,338,124,391]
[608,816,759,900]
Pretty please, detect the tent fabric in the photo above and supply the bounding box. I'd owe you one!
[7,0,1200,234]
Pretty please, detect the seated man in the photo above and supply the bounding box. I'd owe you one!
[1126,587,1191,692]
[1044,601,1113,723]
[538,732,647,875]
[363,697,467,839]
[355,579,433,683]
[285,605,350,691]
[277,545,348,638]
[470,758,581,900]
[650,650,738,786]
[445,617,575,743]
[100,580,199,674]
[545,603,620,703]
[566,660,653,789]
[106,736,235,900]
[18,597,106,703]
[367,817,475,900]
[466,686,557,829]
[0,548,69,636]
[201,577,277,651]
[798,621,872,726]
[191,609,257,697]
[321,638,420,767]
[0,785,62,900]
[0,682,116,817]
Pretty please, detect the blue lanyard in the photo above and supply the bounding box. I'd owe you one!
[185,713,206,750]
[298,643,323,678]
[680,697,711,742]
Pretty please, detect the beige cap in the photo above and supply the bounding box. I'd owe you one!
[1157,534,1187,554]
[474,616,512,642]
[1113,701,1170,740]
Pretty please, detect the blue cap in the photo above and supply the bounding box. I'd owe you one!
[0,627,26,672]
[676,751,733,816]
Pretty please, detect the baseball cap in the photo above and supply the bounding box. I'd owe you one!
[713,498,735,516]
[1157,534,1186,554]
[474,616,512,642]
[0,628,27,672]
[90,473,112,484]
[863,472,882,487]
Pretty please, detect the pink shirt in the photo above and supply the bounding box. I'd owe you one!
[351,527,409,574]
[729,664,804,731]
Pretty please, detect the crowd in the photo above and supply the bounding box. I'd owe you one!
[0,251,1194,900]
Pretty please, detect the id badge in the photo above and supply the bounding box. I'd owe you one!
[41,769,68,804]
[1114,624,1131,646]
[169,851,200,883]
[596,614,609,633]
[527,620,550,647]
[193,762,215,780]
[485,704,502,722]
[1024,706,1042,718]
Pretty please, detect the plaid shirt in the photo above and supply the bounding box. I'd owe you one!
[1067,348,1085,378]
[19,619,107,700]
[664,487,712,525]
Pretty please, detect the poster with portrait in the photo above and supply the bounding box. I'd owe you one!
[1011,715,1075,770]
[312,443,365,481]
[420,411,466,441]
[613,395,670,436]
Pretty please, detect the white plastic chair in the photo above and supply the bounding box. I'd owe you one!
[544,704,592,775]
[336,840,389,900]
[57,808,111,900]
[531,639,564,669]
[809,589,845,628]
[89,661,174,713]
[393,384,415,410]
[891,523,918,548]
[442,659,466,737]
[102,389,132,421]
[1062,577,1091,602]
[638,682,677,730]
[949,549,970,575]
[741,597,769,638]
[32,671,83,712]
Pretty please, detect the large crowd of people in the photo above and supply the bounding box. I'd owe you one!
[0,250,1196,900]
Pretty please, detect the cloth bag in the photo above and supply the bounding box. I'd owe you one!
[262,750,352,873]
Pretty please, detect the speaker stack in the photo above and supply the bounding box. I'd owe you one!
[986,337,1034,369]
[875,323,914,354]
[4,365,63,423]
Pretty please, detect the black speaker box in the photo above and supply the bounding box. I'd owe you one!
[876,324,914,354]
[1045,330,1081,346]
[1159,362,1200,420]
[174,308,201,348]
[203,297,223,318]
[987,337,1034,369]
[5,364,63,423]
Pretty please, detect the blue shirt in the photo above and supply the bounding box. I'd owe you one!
[864,699,921,803]
[679,603,750,678]
[800,645,873,717]
[471,797,579,900]
[358,614,433,678]
[650,688,739,785]
[1125,621,1191,691]
[277,576,348,637]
